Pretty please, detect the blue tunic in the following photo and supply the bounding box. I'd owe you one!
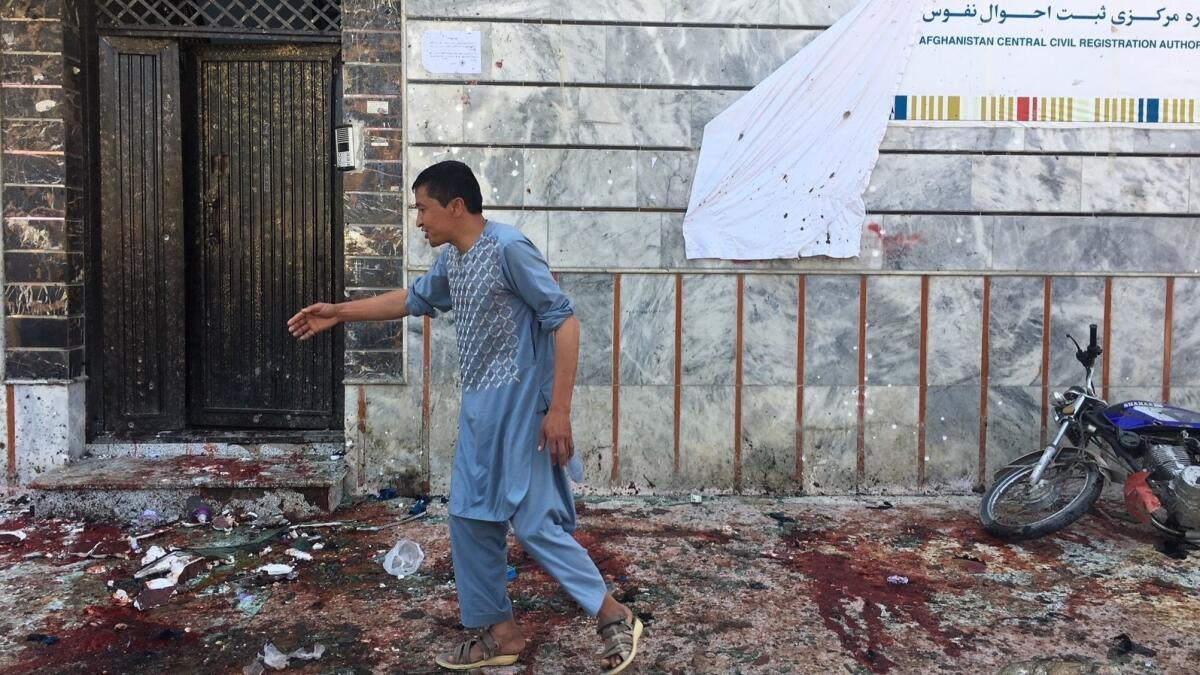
[405,221,576,522]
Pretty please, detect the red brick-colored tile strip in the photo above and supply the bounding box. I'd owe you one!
[978,277,992,491]
[795,275,806,486]
[1164,277,1175,403]
[857,275,868,487]
[611,273,622,485]
[1040,277,1053,447]
[673,273,683,476]
[917,275,930,487]
[734,274,745,492]
[421,315,432,494]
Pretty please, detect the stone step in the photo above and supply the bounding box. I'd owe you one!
[29,456,349,522]
[83,440,345,461]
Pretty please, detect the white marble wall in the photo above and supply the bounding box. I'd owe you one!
[742,385,798,493]
[1110,278,1167,391]
[345,384,424,493]
[616,386,675,489]
[393,2,1200,497]
[408,0,859,24]
[12,382,85,483]
[743,276,799,386]
[1172,279,1200,387]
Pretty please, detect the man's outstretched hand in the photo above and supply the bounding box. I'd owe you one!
[287,303,339,341]
[538,408,573,467]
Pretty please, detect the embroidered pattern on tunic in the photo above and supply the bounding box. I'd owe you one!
[447,234,520,392]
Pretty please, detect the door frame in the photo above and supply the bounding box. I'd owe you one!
[81,5,345,441]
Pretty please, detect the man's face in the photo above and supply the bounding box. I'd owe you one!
[414,185,460,247]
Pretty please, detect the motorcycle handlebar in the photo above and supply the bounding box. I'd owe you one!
[1089,324,1098,349]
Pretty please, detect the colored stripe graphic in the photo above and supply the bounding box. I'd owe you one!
[891,95,1199,123]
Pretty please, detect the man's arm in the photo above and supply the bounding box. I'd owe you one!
[335,289,411,322]
[289,253,453,341]
[287,289,410,341]
[540,315,580,467]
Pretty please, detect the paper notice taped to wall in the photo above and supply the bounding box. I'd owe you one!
[422,30,482,75]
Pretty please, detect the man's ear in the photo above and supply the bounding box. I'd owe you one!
[450,196,466,216]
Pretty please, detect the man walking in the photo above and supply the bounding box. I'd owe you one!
[288,161,642,673]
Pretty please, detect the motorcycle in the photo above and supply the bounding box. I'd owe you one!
[980,323,1200,540]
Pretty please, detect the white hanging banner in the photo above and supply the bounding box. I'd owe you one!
[897,3,1200,122]
[683,0,928,260]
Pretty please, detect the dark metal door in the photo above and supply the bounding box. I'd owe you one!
[187,44,341,428]
[98,36,187,432]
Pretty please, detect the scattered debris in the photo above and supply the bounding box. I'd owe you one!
[867,501,894,510]
[4,495,1198,673]
[26,634,59,646]
[887,575,910,586]
[135,578,177,611]
[256,564,295,577]
[285,548,313,561]
[135,550,200,580]
[996,660,1098,675]
[690,494,703,504]
[263,643,290,669]
[289,644,326,661]
[236,592,265,617]
[140,546,168,567]
[1155,538,1192,560]
[954,553,987,572]
[354,512,427,532]
[287,520,357,531]
[1109,633,1156,660]
[370,487,400,501]
[212,514,237,532]
[131,526,176,543]
[0,530,28,543]
[382,539,423,579]
[766,512,796,525]
[245,642,327,672]
[409,497,429,516]
[186,496,213,524]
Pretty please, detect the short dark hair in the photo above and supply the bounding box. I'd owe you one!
[412,160,483,214]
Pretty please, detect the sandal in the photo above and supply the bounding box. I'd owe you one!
[598,610,644,675]
[434,631,521,671]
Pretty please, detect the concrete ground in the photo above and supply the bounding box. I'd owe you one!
[0,493,1197,675]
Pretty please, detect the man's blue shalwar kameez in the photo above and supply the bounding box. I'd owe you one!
[405,220,607,628]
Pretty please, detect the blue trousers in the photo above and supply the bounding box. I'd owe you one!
[449,469,608,628]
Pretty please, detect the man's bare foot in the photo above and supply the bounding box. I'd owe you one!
[438,619,525,666]
[597,595,638,671]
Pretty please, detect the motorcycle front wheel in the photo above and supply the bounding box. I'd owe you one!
[979,455,1103,539]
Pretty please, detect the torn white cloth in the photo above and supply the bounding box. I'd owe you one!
[683,0,928,260]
